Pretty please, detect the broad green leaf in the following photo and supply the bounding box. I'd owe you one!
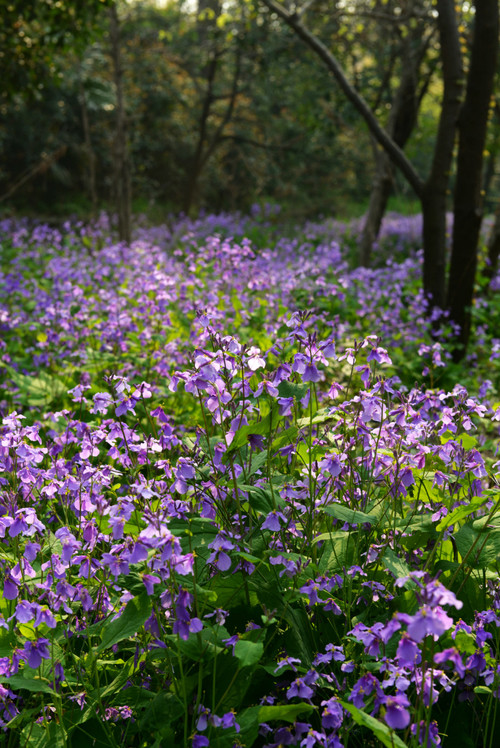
[297,408,335,427]
[233,639,264,667]
[440,431,477,449]
[436,494,491,532]
[277,380,310,401]
[259,703,315,723]
[272,425,299,452]
[382,549,416,587]
[165,625,229,662]
[244,449,269,478]
[239,483,276,514]
[341,701,408,748]
[226,406,281,454]
[8,368,68,407]
[97,593,152,652]
[235,706,261,747]
[0,674,55,694]
[317,531,357,572]
[455,524,500,569]
[321,503,377,526]
[21,722,66,748]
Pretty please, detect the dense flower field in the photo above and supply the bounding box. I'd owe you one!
[1,210,500,748]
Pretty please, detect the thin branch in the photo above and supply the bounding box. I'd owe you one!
[0,147,67,203]
[260,0,424,197]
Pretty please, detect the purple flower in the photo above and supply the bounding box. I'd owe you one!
[22,638,51,669]
[396,632,421,665]
[15,601,35,624]
[349,674,381,708]
[300,728,326,747]
[34,606,57,629]
[91,392,114,414]
[411,720,441,747]
[207,535,235,571]
[247,346,265,371]
[3,572,20,601]
[321,697,343,730]
[287,677,314,700]
[381,692,411,730]
[302,363,321,382]
[278,396,294,416]
[262,511,286,532]
[403,604,454,642]
[192,735,209,748]
[433,647,466,678]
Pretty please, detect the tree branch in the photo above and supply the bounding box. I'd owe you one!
[259,0,424,197]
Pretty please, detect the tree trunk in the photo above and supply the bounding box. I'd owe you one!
[485,199,500,288]
[79,78,98,217]
[183,55,218,214]
[446,0,499,360]
[359,149,394,266]
[359,35,421,266]
[420,0,463,311]
[109,3,131,244]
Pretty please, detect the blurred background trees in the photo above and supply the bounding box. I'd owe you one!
[0,0,432,220]
[0,0,499,237]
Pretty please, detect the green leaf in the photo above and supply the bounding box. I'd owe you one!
[455,524,500,569]
[296,408,333,427]
[8,368,68,407]
[234,706,261,747]
[440,431,477,449]
[226,406,281,454]
[277,380,309,401]
[0,674,55,694]
[244,450,269,479]
[436,494,492,532]
[97,593,152,652]
[271,425,299,452]
[21,722,67,748]
[382,549,416,588]
[317,531,357,572]
[321,503,377,526]
[140,691,185,733]
[258,703,315,723]
[340,701,408,748]
[233,639,264,667]
[238,484,277,514]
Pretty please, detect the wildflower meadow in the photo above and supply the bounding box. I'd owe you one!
[1,209,500,748]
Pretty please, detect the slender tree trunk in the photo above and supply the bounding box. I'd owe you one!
[260,0,496,357]
[447,0,499,360]
[109,2,131,244]
[485,200,500,287]
[79,77,98,217]
[360,150,394,266]
[183,47,241,215]
[183,55,218,214]
[359,37,420,267]
[420,0,463,311]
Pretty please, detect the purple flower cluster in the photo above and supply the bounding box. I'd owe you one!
[1,213,500,746]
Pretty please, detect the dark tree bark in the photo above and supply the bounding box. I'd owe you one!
[446,0,499,359]
[259,0,424,197]
[79,76,98,217]
[360,34,423,266]
[420,0,463,311]
[485,200,500,288]
[360,150,395,266]
[109,2,132,244]
[259,0,498,358]
[183,47,242,214]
